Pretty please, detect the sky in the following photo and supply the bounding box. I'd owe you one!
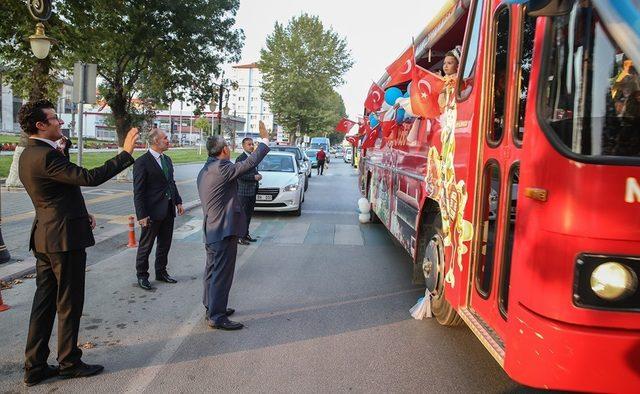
[223,0,450,120]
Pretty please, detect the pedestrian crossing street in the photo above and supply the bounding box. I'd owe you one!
[173,217,390,246]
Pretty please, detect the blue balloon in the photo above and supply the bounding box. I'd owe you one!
[403,91,410,98]
[369,113,379,128]
[396,108,406,123]
[384,87,403,106]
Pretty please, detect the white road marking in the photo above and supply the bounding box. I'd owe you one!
[123,240,261,393]
[172,218,203,240]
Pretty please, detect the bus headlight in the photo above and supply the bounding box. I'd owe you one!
[590,262,638,301]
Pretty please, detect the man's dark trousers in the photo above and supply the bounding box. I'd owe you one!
[317,160,325,175]
[135,200,175,279]
[239,195,256,238]
[203,236,238,323]
[25,250,86,371]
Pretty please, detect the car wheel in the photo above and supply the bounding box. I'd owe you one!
[293,197,302,216]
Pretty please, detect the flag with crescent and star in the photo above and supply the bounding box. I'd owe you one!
[410,62,444,119]
[346,135,359,148]
[364,82,385,112]
[380,109,397,139]
[386,46,414,87]
[335,117,357,133]
[361,115,380,150]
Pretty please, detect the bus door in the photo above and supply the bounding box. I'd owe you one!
[469,3,535,340]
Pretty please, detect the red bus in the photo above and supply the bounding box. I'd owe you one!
[358,0,640,391]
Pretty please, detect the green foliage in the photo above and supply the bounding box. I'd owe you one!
[54,0,243,144]
[0,1,66,102]
[194,116,211,132]
[259,14,353,139]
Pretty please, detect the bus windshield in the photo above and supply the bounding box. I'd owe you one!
[542,1,640,162]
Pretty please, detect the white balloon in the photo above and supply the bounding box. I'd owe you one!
[358,213,371,223]
[357,197,370,213]
[397,97,416,117]
[381,101,391,111]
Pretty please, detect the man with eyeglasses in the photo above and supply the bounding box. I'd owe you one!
[17,100,139,386]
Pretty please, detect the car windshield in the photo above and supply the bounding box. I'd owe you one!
[305,150,319,158]
[273,147,301,160]
[258,155,295,172]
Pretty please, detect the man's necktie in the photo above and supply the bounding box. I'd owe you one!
[160,154,169,179]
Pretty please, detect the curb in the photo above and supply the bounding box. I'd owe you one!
[0,199,202,283]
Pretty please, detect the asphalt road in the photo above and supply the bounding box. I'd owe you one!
[0,159,521,393]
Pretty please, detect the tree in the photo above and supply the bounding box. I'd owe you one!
[194,116,211,134]
[259,14,353,140]
[58,0,244,146]
[0,1,68,187]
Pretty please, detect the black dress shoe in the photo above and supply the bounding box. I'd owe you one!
[138,278,154,291]
[24,364,58,387]
[238,238,250,245]
[204,308,235,319]
[59,362,104,379]
[245,235,257,242]
[207,318,244,330]
[156,273,177,283]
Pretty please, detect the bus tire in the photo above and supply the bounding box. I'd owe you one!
[418,213,463,327]
[366,179,381,224]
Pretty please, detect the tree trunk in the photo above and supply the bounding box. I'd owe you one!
[110,90,133,181]
[6,58,51,188]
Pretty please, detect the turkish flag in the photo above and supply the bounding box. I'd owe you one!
[346,136,359,148]
[364,82,385,112]
[410,63,444,119]
[335,118,356,133]
[386,46,415,87]
[361,120,379,150]
[380,110,396,139]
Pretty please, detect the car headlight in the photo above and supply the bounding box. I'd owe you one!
[284,183,298,192]
[590,262,638,301]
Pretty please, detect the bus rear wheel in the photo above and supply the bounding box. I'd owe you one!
[419,215,462,327]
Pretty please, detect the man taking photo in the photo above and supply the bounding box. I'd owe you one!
[18,100,139,386]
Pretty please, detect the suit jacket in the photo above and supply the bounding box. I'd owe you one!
[133,151,182,221]
[19,138,135,253]
[197,143,269,244]
[235,151,259,197]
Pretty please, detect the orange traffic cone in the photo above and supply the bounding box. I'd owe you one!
[0,286,10,312]
[127,216,138,248]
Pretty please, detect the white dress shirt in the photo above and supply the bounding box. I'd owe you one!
[148,148,164,169]
[30,137,58,149]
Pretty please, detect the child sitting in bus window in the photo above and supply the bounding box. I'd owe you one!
[438,47,461,113]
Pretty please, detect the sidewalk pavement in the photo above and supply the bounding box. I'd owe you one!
[0,163,204,282]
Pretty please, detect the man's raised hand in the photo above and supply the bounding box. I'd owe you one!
[258,120,269,141]
[123,127,140,155]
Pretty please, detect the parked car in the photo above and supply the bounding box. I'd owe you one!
[305,149,319,168]
[269,145,311,190]
[344,147,353,163]
[254,152,306,216]
[335,147,344,158]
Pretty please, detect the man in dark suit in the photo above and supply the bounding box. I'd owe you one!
[133,128,184,290]
[17,100,138,386]
[197,122,270,330]
[235,137,261,245]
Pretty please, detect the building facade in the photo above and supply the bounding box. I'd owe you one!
[229,63,278,138]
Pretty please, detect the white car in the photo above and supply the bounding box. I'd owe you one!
[344,147,353,163]
[254,152,306,216]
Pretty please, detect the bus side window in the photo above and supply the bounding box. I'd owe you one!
[457,0,485,101]
[514,12,537,146]
[488,6,510,146]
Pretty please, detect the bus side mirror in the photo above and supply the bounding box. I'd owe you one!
[527,0,572,17]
